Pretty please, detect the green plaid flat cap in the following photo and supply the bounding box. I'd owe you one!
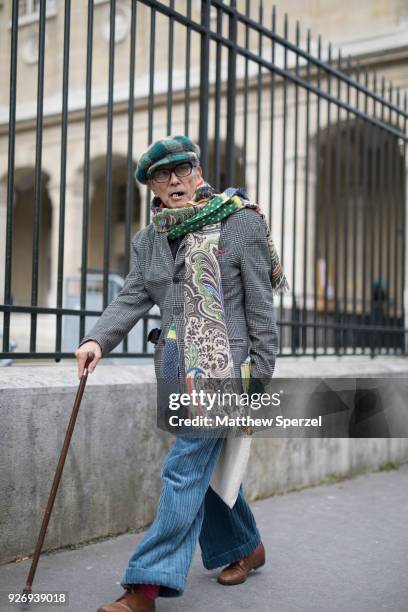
[135,135,200,184]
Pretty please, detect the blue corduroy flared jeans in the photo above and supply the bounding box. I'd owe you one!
[120,435,261,597]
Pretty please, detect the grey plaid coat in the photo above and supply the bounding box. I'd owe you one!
[77,207,279,383]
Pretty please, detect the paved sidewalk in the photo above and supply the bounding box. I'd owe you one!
[1,463,407,612]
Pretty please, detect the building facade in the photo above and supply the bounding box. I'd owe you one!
[0,0,407,356]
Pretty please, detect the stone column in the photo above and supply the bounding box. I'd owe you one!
[47,182,60,307]
[48,180,95,307]
[47,181,94,306]
[0,182,15,306]
[405,156,408,353]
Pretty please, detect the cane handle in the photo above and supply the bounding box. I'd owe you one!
[84,352,95,369]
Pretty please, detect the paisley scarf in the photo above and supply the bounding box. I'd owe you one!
[152,181,288,431]
[151,181,289,295]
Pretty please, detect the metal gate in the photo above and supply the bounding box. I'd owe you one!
[0,0,407,360]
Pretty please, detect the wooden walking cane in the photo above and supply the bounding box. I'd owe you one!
[22,351,95,595]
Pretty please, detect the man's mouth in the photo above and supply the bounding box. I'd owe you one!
[169,191,186,201]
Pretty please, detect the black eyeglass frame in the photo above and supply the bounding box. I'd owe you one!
[148,161,198,183]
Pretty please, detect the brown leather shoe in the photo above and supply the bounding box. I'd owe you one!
[217,542,265,586]
[97,588,156,612]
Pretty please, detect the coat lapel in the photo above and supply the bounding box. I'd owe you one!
[155,232,175,276]
[174,235,187,274]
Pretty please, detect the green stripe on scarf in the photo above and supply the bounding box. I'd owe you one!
[152,185,290,295]
[166,193,241,239]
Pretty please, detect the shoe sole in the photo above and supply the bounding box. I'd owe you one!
[217,559,265,586]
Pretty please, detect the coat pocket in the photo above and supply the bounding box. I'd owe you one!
[228,338,249,379]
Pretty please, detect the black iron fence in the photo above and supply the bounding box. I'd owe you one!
[1,0,407,361]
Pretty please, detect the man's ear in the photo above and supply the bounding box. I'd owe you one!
[196,165,203,180]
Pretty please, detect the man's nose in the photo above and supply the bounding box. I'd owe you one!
[169,171,181,183]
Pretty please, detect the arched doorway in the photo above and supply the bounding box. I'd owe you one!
[6,167,52,307]
[207,140,245,192]
[88,154,141,277]
[314,119,405,351]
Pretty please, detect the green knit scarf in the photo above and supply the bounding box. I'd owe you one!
[152,186,290,295]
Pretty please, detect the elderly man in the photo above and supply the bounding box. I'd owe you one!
[75,135,286,612]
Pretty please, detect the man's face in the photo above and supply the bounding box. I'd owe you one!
[149,162,203,209]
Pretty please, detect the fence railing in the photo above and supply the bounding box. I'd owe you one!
[1,0,407,361]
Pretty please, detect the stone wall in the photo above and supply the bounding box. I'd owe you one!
[1,356,408,564]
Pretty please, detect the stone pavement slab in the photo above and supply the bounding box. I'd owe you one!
[1,463,407,612]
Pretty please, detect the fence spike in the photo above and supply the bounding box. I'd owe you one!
[364,66,369,88]
[355,61,361,82]
[347,53,352,76]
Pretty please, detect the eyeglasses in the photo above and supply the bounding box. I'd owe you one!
[149,161,196,183]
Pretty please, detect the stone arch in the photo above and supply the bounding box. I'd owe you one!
[206,140,245,192]
[306,117,405,351]
[81,154,141,277]
[314,118,404,315]
[1,167,52,306]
